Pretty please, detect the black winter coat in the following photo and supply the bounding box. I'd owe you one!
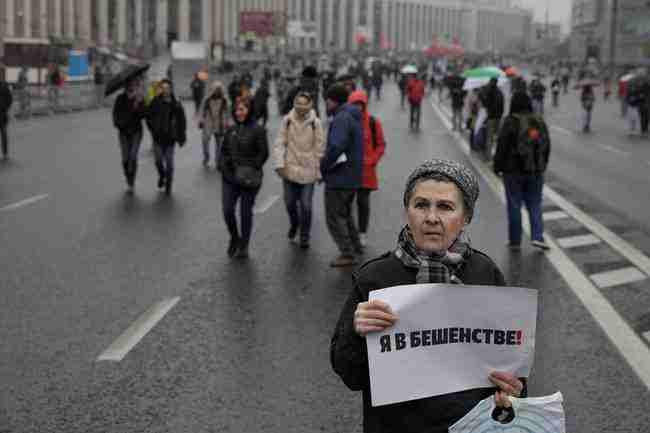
[331,250,527,433]
[494,113,551,175]
[146,96,187,147]
[220,122,269,185]
[113,93,146,135]
[479,86,504,120]
[0,82,13,125]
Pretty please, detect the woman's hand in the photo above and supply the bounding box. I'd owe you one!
[354,300,398,336]
[489,371,523,408]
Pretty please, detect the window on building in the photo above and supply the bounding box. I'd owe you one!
[31,0,41,38]
[332,0,340,48]
[190,0,202,40]
[108,0,117,42]
[359,0,367,26]
[320,0,328,48]
[301,0,307,21]
[167,0,179,36]
[15,2,25,37]
[309,0,316,22]
[91,0,99,42]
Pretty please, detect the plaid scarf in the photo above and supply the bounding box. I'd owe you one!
[394,226,470,284]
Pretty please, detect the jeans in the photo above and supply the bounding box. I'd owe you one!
[452,107,463,131]
[0,123,8,157]
[639,105,649,135]
[581,108,593,132]
[410,102,422,130]
[222,180,260,245]
[486,118,500,160]
[202,130,224,163]
[325,188,361,256]
[283,179,315,241]
[503,174,545,244]
[118,130,143,185]
[154,143,175,185]
[95,84,105,107]
[621,99,628,118]
[356,188,372,233]
[48,86,60,111]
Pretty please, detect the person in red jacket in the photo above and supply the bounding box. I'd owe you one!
[348,90,386,248]
[407,74,426,131]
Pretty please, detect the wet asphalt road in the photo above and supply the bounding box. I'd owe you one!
[1,82,649,432]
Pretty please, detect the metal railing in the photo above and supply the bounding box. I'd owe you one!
[10,82,118,120]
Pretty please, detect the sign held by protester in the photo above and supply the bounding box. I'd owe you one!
[367,284,537,407]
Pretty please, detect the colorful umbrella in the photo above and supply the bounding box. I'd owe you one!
[505,66,520,77]
[462,66,505,79]
[619,73,637,83]
[401,65,418,74]
[463,76,509,91]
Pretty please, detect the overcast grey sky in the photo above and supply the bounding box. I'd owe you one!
[516,0,573,31]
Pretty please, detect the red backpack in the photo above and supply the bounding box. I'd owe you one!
[408,79,425,104]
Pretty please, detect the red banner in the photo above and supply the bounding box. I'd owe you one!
[240,12,276,37]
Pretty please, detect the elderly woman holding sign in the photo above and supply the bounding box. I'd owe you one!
[330,159,527,433]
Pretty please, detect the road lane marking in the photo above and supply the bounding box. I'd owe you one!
[550,125,573,136]
[253,194,281,215]
[596,143,629,157]
[0,194,49,212]
[432,100,650,389]
[543,187,650,277]
[590,267,647,289]
[543,210,570,221]
[556,234,602,249]
[97,297,180,362]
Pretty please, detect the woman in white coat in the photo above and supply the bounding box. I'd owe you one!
[272,92,325,249]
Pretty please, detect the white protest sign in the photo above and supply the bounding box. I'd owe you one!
[449,392,566,433]
[367,284,537,407]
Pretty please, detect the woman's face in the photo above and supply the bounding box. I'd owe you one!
[294,95,312,117]
[406,180,468,253]
[235,103,249,123]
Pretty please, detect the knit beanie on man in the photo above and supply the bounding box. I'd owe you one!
[326,83,350,105]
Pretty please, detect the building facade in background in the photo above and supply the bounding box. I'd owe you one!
[286,0,533,55]
[570,0,650,66]
[1,0,536,72]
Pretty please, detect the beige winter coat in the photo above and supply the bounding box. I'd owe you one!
[272,109,325,184]
[200,82,228,135]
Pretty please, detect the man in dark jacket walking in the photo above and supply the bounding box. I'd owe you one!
[190,73,206,114]
[320,84,364,267]
[113,77,146,193]
[147,79,187,195]
[0,71,13,159]
[493,91,551,251]
[480,78,505,161]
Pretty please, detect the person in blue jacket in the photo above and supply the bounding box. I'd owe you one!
[320,83,364,267]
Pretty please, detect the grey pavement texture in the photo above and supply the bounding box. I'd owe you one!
[0,82,649,432]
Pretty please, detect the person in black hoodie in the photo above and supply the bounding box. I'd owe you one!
[146,79,187,195]
[0,71,13,160]
[493,91,551,250]
[219,99,269,259]
[113,77,146,193]
[479,78,505,161]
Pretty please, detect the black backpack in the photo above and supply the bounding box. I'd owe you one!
[368,116,383,149]
[513,114,549,173]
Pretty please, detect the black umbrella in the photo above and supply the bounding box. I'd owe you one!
[104,63,150,97]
